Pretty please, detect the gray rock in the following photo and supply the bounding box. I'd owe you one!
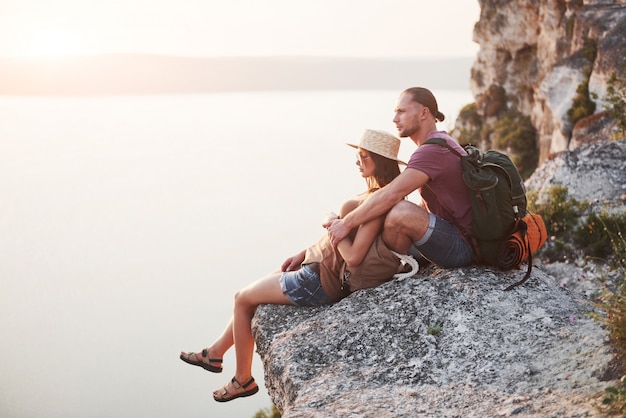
[526,139,626,208]
[253,266,615,417]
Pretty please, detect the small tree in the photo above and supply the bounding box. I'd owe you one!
[491,110,539,179]
[606,58,626,135]
[567,38,597,126]
[254,404,281,418]
[567,80,596,125]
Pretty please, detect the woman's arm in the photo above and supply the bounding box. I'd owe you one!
[326,168,429,245]
[281,249,306,272]
[336,216,383,267]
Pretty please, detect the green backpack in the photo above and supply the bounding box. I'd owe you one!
[423,138,531,290]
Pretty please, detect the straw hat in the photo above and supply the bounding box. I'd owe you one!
[347,129,406,165]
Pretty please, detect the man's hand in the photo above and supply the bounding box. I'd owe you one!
[324,218,350,246]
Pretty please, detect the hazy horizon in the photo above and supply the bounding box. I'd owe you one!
[0,55,475,96]
[0,51,479,60]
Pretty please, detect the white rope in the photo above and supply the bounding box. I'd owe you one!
[391,251,419,279]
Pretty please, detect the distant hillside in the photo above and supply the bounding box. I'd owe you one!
[0,55,473,95]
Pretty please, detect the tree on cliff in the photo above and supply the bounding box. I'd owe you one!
[606,58,626,137]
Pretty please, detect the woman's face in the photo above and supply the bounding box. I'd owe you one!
[356,148,376,178]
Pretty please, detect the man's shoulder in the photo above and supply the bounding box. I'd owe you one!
[428,130,452,139]
[427,131,458,144]
[422,133,467,155]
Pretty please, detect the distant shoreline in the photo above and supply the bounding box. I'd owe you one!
[0,55,474,96]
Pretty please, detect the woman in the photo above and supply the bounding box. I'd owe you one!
[180,129,408,402]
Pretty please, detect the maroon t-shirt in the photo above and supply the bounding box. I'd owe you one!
[406,131,473,238]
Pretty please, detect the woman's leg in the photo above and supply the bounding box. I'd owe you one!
[213,270,291,400]
[232,270,289,380]
[180,271,289,378]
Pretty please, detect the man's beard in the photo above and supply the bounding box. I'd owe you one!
[398,125,416,138]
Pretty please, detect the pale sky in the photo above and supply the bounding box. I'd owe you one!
[0,0,480,59]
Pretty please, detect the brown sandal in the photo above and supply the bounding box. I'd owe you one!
[213,377,259,402]
[179,348,223,373]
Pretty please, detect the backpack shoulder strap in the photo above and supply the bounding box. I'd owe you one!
[423,137,463,158]
[423,182,481,263]
[423,137,481,261]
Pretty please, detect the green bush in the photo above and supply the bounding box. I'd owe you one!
[491,110,539,179]
[427,323,443,337]
[574,211,626,263]
[453,103,539,179]
[254,404,281,418]
[567,38,597,126]
[454,102,482,146]
[529,186,584,233]
[606,58,626,136]
[527,186,587,261]
[530,186,626,416]
[528,186,626,266]
[567,80,596,125]
[595,215,626,415]
[581,37,597,64]
[601,380,626,416]
[569,0,584,9]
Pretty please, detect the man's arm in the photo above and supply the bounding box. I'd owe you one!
[325,168,429,245]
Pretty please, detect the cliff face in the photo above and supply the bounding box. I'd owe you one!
[468,0,626,162]
[253,267,613,417]
[525,137,626,205]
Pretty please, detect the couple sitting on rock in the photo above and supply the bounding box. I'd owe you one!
[180,87,474,402]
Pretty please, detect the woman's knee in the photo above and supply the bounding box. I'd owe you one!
[234,288,255,312]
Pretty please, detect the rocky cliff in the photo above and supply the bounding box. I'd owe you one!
[526,137,626,207]
[464,0,626,163]
[252,139,626,417]
[253,268,612,417]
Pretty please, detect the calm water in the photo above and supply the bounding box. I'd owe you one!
[0,89,472,418]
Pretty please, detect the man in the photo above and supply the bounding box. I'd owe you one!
[325,87,474,268]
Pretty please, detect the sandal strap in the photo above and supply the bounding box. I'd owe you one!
[201,349,223,363]
[231,376,255,389]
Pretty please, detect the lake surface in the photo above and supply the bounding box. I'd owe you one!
[0,89,472,418]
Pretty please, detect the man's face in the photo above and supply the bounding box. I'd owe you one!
[393,93,423,138]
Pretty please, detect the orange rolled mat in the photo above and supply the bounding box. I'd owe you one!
[497,213,547,270]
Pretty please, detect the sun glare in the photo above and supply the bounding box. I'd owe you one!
[16,31,84,59]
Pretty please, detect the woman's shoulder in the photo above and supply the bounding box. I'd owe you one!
[339,193,370,216]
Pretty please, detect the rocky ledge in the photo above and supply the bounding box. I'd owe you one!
[252,140,626,417]
[252,266,615,417]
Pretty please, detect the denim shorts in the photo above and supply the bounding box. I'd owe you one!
[279,263,334,307]
[408,213,474,268]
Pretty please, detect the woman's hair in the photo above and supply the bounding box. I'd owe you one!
[365,150,401,192]
[403,87,445,122]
